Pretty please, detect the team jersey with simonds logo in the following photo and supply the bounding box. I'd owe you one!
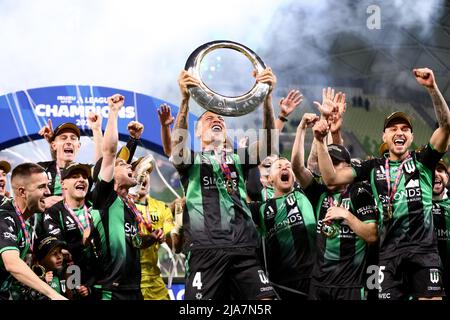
[432,196,450,291]
[352,144,444,258]
[251,186,316,283]
[0,200,31,299]
[175,148,258,251]
[304,180,377,287]
[90,178,141,291]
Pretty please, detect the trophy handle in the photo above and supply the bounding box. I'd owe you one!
[184,40,269,117]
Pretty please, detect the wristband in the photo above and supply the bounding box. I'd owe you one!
[278,115,288,122]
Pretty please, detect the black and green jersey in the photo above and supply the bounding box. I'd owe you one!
[250,186,316,283]
[175,148,258,251]
[432,197,450,290]
[37,161,63,196]
[304,180,377,287]
[0,200,31,300]
[38,200,98,286]
[261,186,275,202]
[246,166,275,202]
[352,144,443,258]
[90,178,140,291]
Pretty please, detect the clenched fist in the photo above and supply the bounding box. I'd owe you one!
[107,94,125,112]
[128,121,144,139]
[413,67,436,89]
[87,112,102,131]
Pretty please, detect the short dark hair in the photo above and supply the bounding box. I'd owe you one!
[11,163,45,183]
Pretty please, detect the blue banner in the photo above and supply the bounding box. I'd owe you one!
[0,85,197,154]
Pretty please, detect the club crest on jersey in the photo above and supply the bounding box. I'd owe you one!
[341,198,351,210]
[403,159,416,174]
[429,269,440,284]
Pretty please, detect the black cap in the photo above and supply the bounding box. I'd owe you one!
[383,112,413,132]
[60,163,92,180]
[436,159,448,172]
[34,236,67,261]
[51,122,80,141]
[0,160,11,173]
[328,144,351,164]
[92,147,130,182]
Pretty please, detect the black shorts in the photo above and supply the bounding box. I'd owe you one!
[185,247,275,300]
[378,251,445,300]
[308,282,366,300]
[271,278,310,301]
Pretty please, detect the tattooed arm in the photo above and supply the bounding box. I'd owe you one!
[248,68,278,163]
[170,71,199,168]
[414,68,450,152]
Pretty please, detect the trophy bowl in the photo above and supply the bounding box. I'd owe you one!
[184,40,269,117]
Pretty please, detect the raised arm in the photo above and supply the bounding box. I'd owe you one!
[170,71,199,167]
[308,88,345,173]
[126,120,144,163]
[329,91,346,145]
[158,104,174,157]
[100,94,123,182]
[275,89,303,131]
[248,68,277,161]
[314,119,355,186]
[413,68,450,152]
[87,112,103,163]
[38,119,56,160]
[291,113,319,188]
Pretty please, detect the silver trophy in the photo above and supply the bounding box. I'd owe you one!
[184,40,269,117]
[129,154,154,196]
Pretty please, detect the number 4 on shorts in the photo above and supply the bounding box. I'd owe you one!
[193,272,203,290]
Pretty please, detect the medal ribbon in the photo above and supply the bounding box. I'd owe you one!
[219,150,233,181]
[13,201,32,252]
[63,202,91,233]
[213,149,233,192]
[122,195,153,232]
[385,154,411,210]
[327,186,349,208]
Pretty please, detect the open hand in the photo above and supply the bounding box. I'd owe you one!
[158,104,174,127]
[279,89,303,118]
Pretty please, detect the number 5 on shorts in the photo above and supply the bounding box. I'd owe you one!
[193,272,203,290]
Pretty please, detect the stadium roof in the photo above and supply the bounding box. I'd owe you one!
[264,1,450,103]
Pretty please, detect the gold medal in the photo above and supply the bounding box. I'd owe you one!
[82,227,91,246]
[322,223,338,238]
[383,204,393,222]
[387,204,393,220]
[132,234,142,248]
